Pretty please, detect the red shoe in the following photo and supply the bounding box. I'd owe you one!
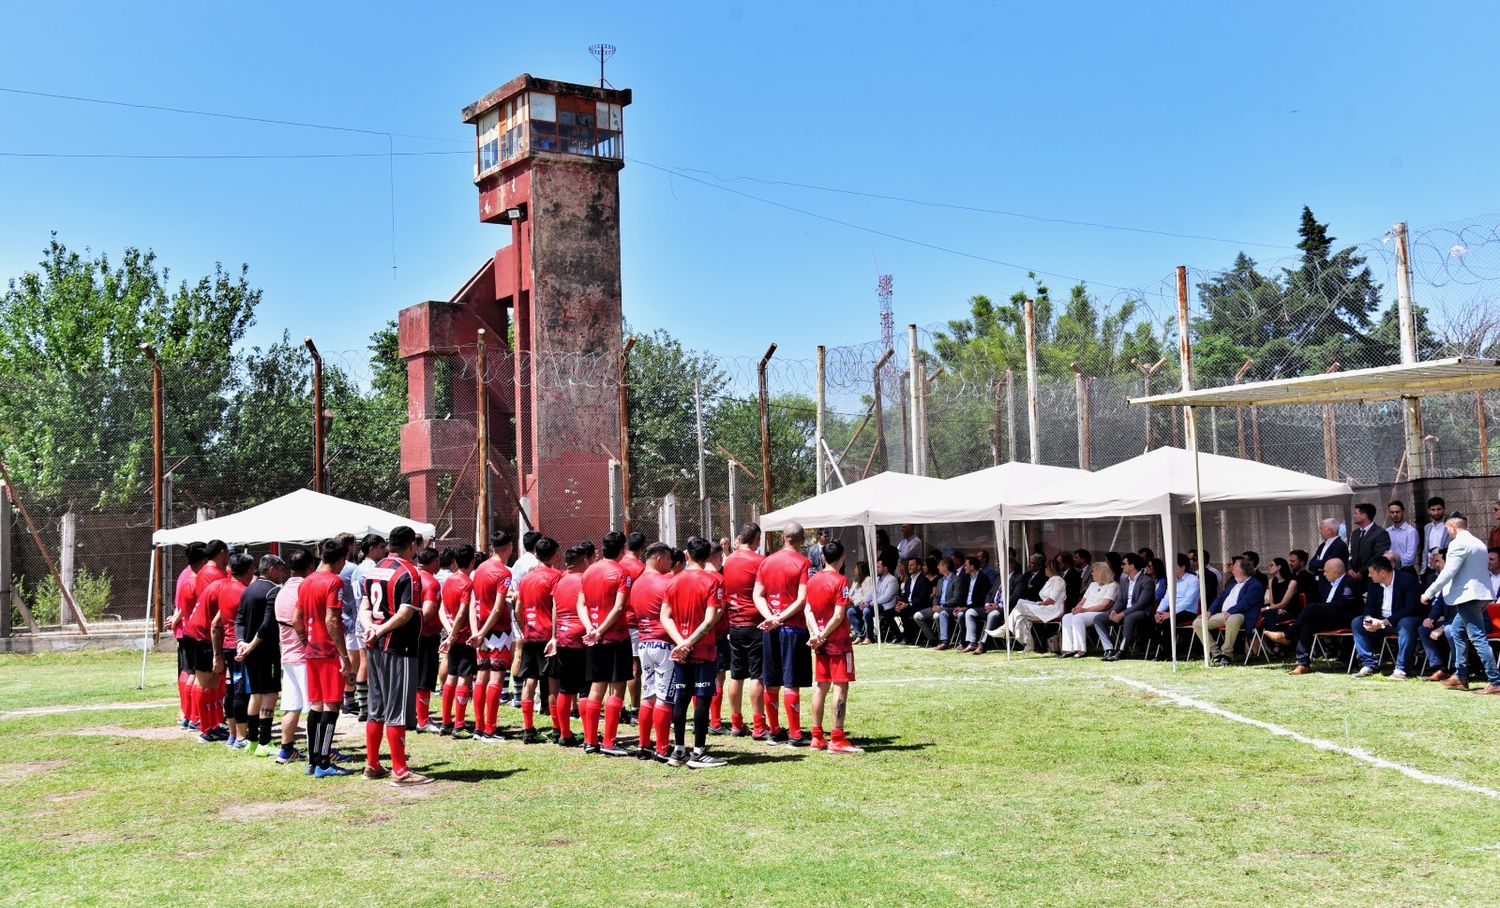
[828,738,864,754]
[810,735,827,751]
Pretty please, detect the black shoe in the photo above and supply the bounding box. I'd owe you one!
[546,730,561,744]
[599,744,631,757]
[687,748,727,769]
[635,746,655,761]
[1213,654,1233,667]
[620,709,635,726]
[557,736,581,748]
[500,690,513,703]
[785,734,810,748]
[666,746,689,767]
[521,728,543,745]
[440,724,454,737]
[464,722,477,734]
[357,712,368,724]
[452,727,473,740]
[769,729,789,745]
[1101,650,1120,663]
[730,725,750,738]
[652,748,671,764]
[708,724,730,736]
[750,730,769,742]
[583,743,602,755]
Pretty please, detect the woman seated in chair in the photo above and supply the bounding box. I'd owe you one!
[1260,557,1303,656]
[847,560,874,644]
[1058,562,1118,658]
[999,556,1067,653]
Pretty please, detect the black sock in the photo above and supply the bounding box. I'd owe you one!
[247,715,261,744]
[693,691,712,751]
[305,711,321,762]
[258,714,274,746]
[355,682,368,717]
[672,695,690,748]
[314,711,332,768]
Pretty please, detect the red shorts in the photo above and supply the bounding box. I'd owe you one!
[815,650,856,684]
[478,646,513,671]
[306,658,345,704]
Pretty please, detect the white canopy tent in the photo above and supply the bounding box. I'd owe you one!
[152,488,435,547]
[1003,447,1351,666]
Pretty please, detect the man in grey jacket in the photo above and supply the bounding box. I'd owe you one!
[1423,515,1500,694]
[1096,553,1157,661]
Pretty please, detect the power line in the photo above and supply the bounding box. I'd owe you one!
[630,157,1298,251]
[0,150,466,160]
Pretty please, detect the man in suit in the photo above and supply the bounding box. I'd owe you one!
[915,556,965,649]
[1192,557,1263,666]
[1423,515,1500,694]
[949,556,991,651]
[1347,503,1391,584]
[1064,549,1090,609]
[1011,554,1045,608]
[898,556,934,645]
[1422,497,1448,567]
[1350,555,1421,678]
[1308,518,1349,576]
[1096,553,1156,661]
[1188,549,1220,605]
[1271,557,1360,675]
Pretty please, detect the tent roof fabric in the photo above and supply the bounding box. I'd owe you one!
[1129,357,1500,408]
[894,462,1092,523]
[759,471,950,531]
[1005,446,1350,520]
[152,488,436,547]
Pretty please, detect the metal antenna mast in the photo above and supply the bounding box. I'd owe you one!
[589,43,617,88]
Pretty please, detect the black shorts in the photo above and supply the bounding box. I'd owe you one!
[184,636,215,674]
[547,646,588,695]
[446,642,478,679]
[515,640,549,680]
[665,661,718,705]
[417,635,441,691]
[245,654,281,695]
[715,635,731,673]
[224,663,250,721]
[586,640,633,684]
[761,627,813,689]
[729,627,763,680]
[176,637,192,674]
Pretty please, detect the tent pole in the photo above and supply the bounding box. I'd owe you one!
[1001,518,1012,661]
[864,522,881,651]
[1164,510,1177,672]
[139,548,157,690]
[1174,264,1211,669]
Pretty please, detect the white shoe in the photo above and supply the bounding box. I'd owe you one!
[1390,670,1408,680]
[1354,667,1377,678]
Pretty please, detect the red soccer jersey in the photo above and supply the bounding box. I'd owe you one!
[619,555,646,628]
[581,559,632,643]
[173,566,196,640]
[470,558,513,642]
[298,569,345,661]
[364,557,420,656]
[806,570,853,655]
[215,577,248,651]
[721,549,765,629]
[417,569,442,637]
[630,571,673,643]
[757,549,812,629]
[441,571,474,647]
[665,569,725,662]
[184,561,226,642]
[553,571,586,648]
[517,564,563,643]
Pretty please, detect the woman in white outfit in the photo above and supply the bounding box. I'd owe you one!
[1059,562,1118,657]
[1005,556,1067,652]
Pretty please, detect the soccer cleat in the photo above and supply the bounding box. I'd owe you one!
[556,736,582,748]
[186,720,200,732]
[749,730,769,742]
[275,746,304,764]
[635,746,655,761]
[244,741,259,756]
[363,766,390,780]
[257,744,275,757]
[730,726,750,738]
[472,731,492,742]
[305,762,316,776]
[178,718,191,729]
[583,743,602,756]
[389,771,434,787]
[810,737,828,751]
[828,739,865,755]
[521,728,543,745]
[769,729,789,746]
[666,746,689,767]
[500,689,513,704]
[440,724,454,737]
[599,744,631,757]
[784,734,810,749]
[708,725,730,736]
[452,727,473,740]
[315,765,354,778]
[208,726,230,741]
[686,748,727,769]
[653,748,672,764]
[329,748,347,763]
[464,722,477,734]
[196,732,217,745]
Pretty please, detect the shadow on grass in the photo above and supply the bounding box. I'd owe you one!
[853,735,933,753]
[726,750,809,766]
[425,767,527,783]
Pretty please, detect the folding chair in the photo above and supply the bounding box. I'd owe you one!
[1310,627,1356,672]
[1144,615,1196,661]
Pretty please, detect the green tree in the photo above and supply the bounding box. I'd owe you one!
[710,393,817,509]
[625,329,728,513]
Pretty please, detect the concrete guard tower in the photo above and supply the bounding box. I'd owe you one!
[399,73,631,544]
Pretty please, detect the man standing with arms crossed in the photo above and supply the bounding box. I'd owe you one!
[234,554,287,756]
[469,530,516,740]
[754,523,813,747]
[721,523,766,738]
[439,544,477,738]
[629,542,675,759]
[514,536,563,744]
[413,547,444,732]
[547,546,589,747]
[804,540,863,754]
[619,531,648,726]
[272,548,315,764]
[209,553,255,749]
[579,531,634,756]
[295,539,354,778]
[661,537,728,768]
[361,526,433,785]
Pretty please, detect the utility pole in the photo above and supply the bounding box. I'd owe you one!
[758,343,776,513]
[1132,356,1168,450]
[1174,264,1207,668]
[475,329,490,548]
[1004,368,1018,463]
[619,335,636,532]
[1393,221,1425,480]
[1071,363,1090,470]
[1233,358,1254,459]
[1023,300,1040,464]
[1322,363,1342,481]
[695,377,708,535]
[871,348,893,474]
[141,343,165,634]
[907,325,922,475]
[815,346,826,495]
[304,337,325,494]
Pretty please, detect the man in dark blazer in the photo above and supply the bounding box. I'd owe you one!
[1064,549,1090,609]
[1350,555,1421,678]
[1308,518,1350,575]
[1010,554,1046,608]
[1192,557,1264,666]
[1347,503,1392,583]
[1272,557,1361,674]
[1096,553,1157,661]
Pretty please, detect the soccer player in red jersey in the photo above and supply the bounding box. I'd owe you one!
[184,540,230,743]
[720,523,766,738]
[413,547,444,733]
[619,531,647,725]
[804,540,864,754]
[661,536,729,768]
[578,531,635,756]
[360,525,432,786]
[438,544,477,738]
[514,536,563,744]
[294,538,355,777]
[469,530,515,740]
[547,545,589,746]
[628,542,674,759]
[168,542,207,729]
[754,522,813,747]
[209,553,255,749]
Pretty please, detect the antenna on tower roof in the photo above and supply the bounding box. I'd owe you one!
[589,43,617,88]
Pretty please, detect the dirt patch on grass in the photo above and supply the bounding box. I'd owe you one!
[74,724,184,741]
[46,789,97,803]
[219,797,340,820]
[0,759,69,782]
[383,780,457,799]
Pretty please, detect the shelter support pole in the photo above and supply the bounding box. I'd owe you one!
[863,522,881,649]
[998,518,1011,661]
[1023,301,1040,464]
[871,349,892,473]
[815,346,826,495]
[1164,511,1177,671]
[1393,222,1426,480]
[620,335,636,533]
[758,343,777,514]
[1174,265,1209,668]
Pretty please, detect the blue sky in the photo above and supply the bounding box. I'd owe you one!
[2,1,1494,376]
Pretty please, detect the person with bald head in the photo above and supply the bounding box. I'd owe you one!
[1268,555,1362,675]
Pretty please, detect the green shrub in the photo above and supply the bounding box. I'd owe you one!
[10,567,113,628]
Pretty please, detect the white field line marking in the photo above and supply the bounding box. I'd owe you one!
[864,674,1081,685]
[0,699,174,720]
[1115,676,1500,801]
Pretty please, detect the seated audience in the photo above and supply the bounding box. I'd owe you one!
[946,556,989,651]
[1192,557,1263,666]
[1350,555,1421,679]
[847,560,874,644]
[1270,557,1360,675]
[1059,562,1117,658]
[1149,554,1199,660]
[999,555,1066,653]
[870,558,900,643]
[1308,517,1349,575]
[1260,556,1304,653]
[1095,553,1156,661]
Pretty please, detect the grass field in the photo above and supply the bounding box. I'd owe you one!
[2,647,1499,906]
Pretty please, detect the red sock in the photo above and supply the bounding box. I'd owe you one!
[441,684,455,725]
[653,702,672,755]
[365,721,385,770]
[579,698,601,746]
[385,725,408,776]
[556,694,574,738]
[416,690,431,727]
[812,725,826,743]
[764,688,781,733]
[710,686,724,729]
[521,699,535,731]
[638,702,654,749]
[783,689,802,738]
[603,695,624,748]
[752,712,767,737]
[484,682,502,735]
[455,682,470,727]
[831,728,849,742]
[190,685,205,729]
[731,712,745,732]
[177,672,189,720]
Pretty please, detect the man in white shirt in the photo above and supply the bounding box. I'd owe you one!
[1422,497,1449,566]
[1422,515,1500,693]
[896,524,924,563]
[1385,500,1418,574]
[872,560,900,642]
[1489,547,1500,601]
[1150,555,1200,660]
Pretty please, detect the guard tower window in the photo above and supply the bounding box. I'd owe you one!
[525,91,622,160]
[477,110,500,172]
[477,97,529,176]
